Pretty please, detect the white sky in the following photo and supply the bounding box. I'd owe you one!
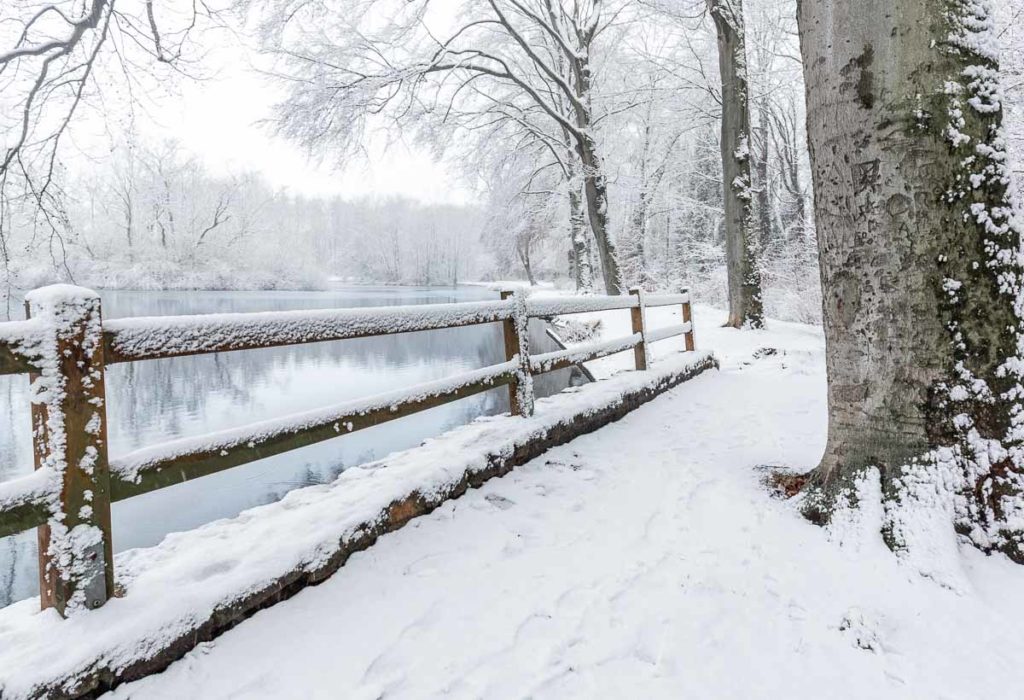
[122,26,471,205]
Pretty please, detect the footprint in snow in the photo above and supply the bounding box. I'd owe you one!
[485,493,515,510]
[839,607,884,653]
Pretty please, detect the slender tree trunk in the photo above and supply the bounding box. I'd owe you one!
[773,107,807,239]
[575,134,623,295]
[570,48,622,295]
[799,0,1024,562]
[708,0,764,328]
[754,102,773,252]
[566,155,594,292]
[517,242,538,286]
[124,196,133,262]
[629,201,648,285]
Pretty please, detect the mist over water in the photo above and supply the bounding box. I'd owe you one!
[0,286,571,606]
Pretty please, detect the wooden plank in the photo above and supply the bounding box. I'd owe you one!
[0,319,44,376]
[645,291,690,307]
[629,287,649,371]
[0,345,39,376]
[530,333,642,375]
[499,290,534,417]
[102,300,514,364]
[645,323,690,344]
[110,369,515,501]
[682,297,696,351]
[0,497,50,539]
[526,295,638,317]
[26,287,115,615]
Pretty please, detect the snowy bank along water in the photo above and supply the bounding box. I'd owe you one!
[0,344,715,698]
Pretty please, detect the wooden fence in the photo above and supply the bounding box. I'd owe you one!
[0,285,694,617]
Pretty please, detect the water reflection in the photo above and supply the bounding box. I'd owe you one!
[0,287,570,606]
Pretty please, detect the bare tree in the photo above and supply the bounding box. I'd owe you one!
[249,0,638,293]
[0,0,212,293]
[798,0,1024,563]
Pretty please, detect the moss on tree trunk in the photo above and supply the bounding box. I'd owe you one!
[798,0,1024,562]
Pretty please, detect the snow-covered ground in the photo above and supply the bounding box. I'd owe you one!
[106,308,1024,700]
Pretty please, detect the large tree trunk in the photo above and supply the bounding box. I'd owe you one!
[799,0,1024,562]
[708,0,764,328]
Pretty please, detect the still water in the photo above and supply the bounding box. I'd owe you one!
[0,286,572,605]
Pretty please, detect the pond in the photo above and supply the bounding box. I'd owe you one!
[0,286,574,606]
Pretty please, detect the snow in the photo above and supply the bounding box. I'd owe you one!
[644,292,690,307]
[103,300,515,361]
[93,312,1022,700]
[0,468,56,519]
[100,288,681,367]
[644,322,691,344]
[526,295,638,318]
[0,345,714,699]
[0,318,43,354]
[4,302,1024,699]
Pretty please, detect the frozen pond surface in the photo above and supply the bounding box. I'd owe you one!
[0,286,572,605]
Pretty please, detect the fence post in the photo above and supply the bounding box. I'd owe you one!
[499,289,535,417]
[681,288,696,352]
[629,286,649,371]
[26,286,114,616]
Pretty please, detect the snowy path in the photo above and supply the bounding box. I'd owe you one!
[111,319,1024,700]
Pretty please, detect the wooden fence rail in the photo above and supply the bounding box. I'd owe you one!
[0,285,695,617]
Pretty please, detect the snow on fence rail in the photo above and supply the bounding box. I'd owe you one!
[530,333,644,374]
[0,284,695,618]
[645,322,693,345]
[102,300,516,363]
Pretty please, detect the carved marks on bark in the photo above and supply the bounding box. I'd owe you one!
[839,44,877,110]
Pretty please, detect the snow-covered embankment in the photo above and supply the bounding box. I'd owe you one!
[0,340,715,699]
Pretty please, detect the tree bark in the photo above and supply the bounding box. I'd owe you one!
[517,240,538,287]
[708,0,764,328]
[575,134,622,295]
[754,102,774,252]
[799,0,1024,561]
[566,155,594,292]
[570,40,623,295]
